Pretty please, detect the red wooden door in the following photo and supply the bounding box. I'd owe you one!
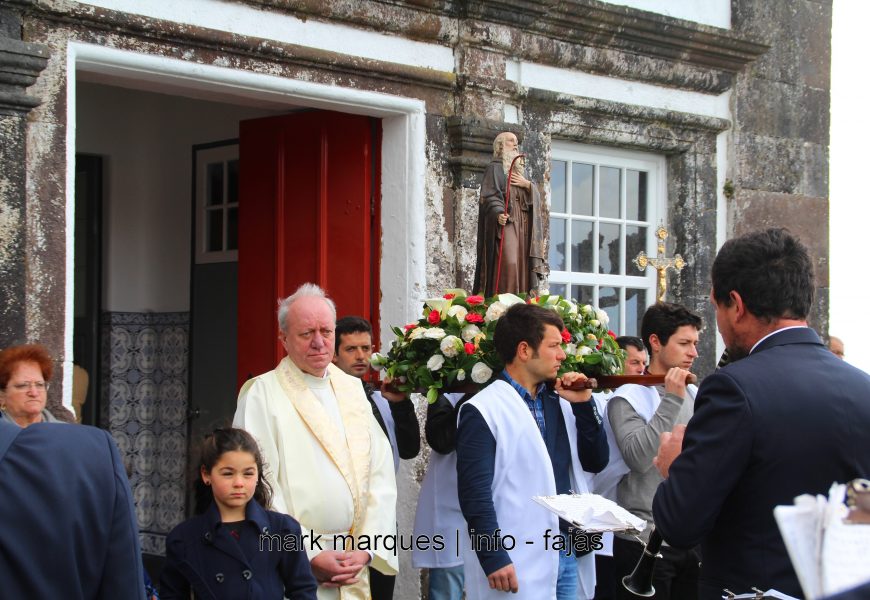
[237,110,381,388]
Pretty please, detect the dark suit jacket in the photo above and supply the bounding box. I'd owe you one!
[160,500,318,600]
[653,327,870,599]
[0,417,145,599]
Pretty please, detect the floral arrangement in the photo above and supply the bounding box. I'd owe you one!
[371,288,625,403]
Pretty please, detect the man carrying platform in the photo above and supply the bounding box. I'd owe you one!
[607,302,702,600]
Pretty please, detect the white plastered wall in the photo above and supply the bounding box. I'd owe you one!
[598,0,731,29]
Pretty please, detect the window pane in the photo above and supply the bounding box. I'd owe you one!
[626,170,647,221]
[227,207,238,251]
[207,162,223,207]
[573,285,594,306]
[571,220,594,273]
[600,166,620,218]
[599,223,621,275]
[599,287,620,333]
[549,218,567,271]
[571,163,593,216]
[551,160,567,213]
[549,283,566,298]
[206,209,223,252]
[625,225,647,275]
[625,288,647,337]
[228,160,239,205]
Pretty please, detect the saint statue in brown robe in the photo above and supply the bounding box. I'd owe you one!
[473,132,547,297]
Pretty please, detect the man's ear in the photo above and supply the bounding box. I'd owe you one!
[648,333,662,355]
[515,340,531,361]
[730,290,746,320]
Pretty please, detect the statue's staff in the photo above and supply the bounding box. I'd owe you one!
[494,153,526,293]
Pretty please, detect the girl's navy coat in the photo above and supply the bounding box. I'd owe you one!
[160,500,318,600]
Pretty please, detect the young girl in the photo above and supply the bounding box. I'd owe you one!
[160,428,318,599]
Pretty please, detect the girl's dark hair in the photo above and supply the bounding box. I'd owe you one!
[193,427,273,514]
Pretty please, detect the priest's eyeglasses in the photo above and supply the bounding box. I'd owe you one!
[10,381,49,392]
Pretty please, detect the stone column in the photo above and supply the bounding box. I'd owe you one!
[0,6,49,349]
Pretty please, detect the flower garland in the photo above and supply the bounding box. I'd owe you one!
[372,289,625,403]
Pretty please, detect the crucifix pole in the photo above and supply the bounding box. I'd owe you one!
[633,226,686,302]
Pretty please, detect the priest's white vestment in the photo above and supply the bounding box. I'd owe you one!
[459,380,596,600]
[234,357,398,600]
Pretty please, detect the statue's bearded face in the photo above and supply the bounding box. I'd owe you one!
[502,147,525,176]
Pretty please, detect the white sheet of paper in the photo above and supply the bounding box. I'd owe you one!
[532,493,646,533]
[773,494,825,599]
[820,503,870,596]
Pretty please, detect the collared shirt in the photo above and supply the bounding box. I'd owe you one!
[502,369,547,439]
[749,325,809,354]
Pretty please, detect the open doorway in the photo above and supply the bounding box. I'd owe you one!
[70,49,426,593]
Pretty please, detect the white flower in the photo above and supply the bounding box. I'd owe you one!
[581,304,594,315]
[586,333,598,341]
[447,305,468,321]
[485,301,508,322]
[461,324,481,343]
[409,327,426,341]
[471,362,493,384]
[440,335,462,358]
[565,343,577,355]
[369,352,387,371]
[596,309,609,326]
[457,369,466,381]
[590,319,600,327]
[425,298,450,315]
[497,293,525,307]
[577,345,593,356]
[427,354,445,371]
[423,327,447,340]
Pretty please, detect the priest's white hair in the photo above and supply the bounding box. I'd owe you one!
[277,283,337,332]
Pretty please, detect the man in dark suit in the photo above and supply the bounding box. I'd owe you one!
[651,228,870,599]
[0,413,145,599]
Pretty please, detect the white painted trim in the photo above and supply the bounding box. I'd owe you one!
[63,46,77,413]
[75,0,454,73]
[65,42,427,402]
[714,129,729,360]
[597,0,731,30]
[507,60,731,121]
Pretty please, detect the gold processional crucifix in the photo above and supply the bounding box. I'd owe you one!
[633,225,686,302]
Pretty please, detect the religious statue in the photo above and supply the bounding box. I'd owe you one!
[473,131,547,297]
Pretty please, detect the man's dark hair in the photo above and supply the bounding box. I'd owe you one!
[616,336,645,353]
[493,303,564,364]
[640,302,703,355]
[712,228,814,322]
[335,316,372,346]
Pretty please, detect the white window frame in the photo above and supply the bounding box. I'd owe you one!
[195,143,239,264]
[548,142,665,336]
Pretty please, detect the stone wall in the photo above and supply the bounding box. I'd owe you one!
[730,0,832,333]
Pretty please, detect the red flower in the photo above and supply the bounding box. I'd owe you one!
[561,329,572,344]
[464,342,475,354]
[596,338,603,350]
[465,313,484,324]
[466,295,484,305]
[427,310,441,325]
[444,293,456,299]
[404,323,418,331]
[608,330,617,339]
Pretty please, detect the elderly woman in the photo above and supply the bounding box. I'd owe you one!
[0,344,60,427]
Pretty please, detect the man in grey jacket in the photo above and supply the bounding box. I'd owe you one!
[607,302,701,599]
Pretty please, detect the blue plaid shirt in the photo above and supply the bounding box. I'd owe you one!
[502,369,547,439]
